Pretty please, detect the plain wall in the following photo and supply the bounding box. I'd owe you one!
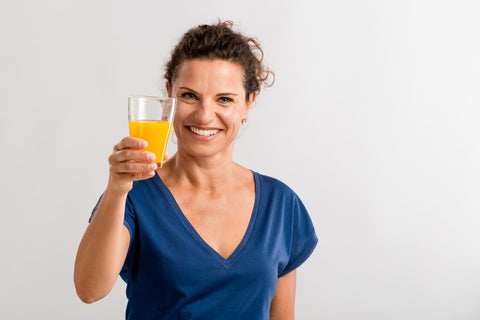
[1,0,479,319]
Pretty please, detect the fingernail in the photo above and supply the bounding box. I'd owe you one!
[140,141,148,148]
[149,163,158,170]
[148,153,156,161]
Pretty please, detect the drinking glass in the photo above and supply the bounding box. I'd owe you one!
[128,95,176,166]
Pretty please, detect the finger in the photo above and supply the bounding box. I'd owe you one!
[114,136,147,151]
[115,161,158,174]
[111,149,156,164]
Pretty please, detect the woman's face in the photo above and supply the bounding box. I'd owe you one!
[169,59,255,160]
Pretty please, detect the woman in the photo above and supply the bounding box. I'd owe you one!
[74,21,317,320]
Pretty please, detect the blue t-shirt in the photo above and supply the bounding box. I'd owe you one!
[92,171,317,320]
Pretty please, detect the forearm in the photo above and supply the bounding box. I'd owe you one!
[74,188,130,303]
[270,270,296,320]
[270,310,295,320]
[270,316,294,320]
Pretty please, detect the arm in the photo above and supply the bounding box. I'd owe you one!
[270,270,297,320]
[74,191,131,303]
[74,137,157,303]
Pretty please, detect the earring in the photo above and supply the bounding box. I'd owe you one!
[241,119,247,126]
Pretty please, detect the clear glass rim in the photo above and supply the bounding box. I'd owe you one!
[128,94,175,102]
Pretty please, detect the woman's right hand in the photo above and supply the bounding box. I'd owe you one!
[107,136,158,195]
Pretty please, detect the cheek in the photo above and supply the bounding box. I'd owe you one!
[219,109,243,127]
[172,106,188,136]
[173,103,193,123]
[225,103,247,120]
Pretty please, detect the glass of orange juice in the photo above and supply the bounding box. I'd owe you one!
[128,95,176,167]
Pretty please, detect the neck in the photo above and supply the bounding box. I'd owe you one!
[163,149,240,192]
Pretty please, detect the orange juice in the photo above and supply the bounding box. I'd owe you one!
[128,120,172,163]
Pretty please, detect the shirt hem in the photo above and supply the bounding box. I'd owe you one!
[278,232,318,277]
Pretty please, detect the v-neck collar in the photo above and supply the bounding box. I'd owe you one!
[152,171,261,269]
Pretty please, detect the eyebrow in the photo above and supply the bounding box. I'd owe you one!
[178,87,239,96]
[217,92,239,96]
[178,87,199,94]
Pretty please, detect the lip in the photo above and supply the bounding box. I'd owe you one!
[189,125,220,130]
[186,126,221,142]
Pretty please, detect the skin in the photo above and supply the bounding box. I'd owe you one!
[74,59,296,319]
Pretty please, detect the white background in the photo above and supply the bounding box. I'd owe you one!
[1,0,479,319]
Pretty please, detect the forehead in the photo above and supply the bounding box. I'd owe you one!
[174,59,245,93]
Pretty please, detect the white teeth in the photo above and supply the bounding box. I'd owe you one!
[189,127,219,136]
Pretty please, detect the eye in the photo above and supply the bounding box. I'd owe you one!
[180,92,197,101]
[218,96,234,103]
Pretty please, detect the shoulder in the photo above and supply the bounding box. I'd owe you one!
[128,174,163,202]
[253,171,315,225]
[254,171,298,198]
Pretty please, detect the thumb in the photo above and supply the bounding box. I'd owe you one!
[163,151,170,161]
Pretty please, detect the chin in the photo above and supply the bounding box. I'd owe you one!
[179,143,234,160]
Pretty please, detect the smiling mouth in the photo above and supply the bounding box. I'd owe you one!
[188,126,220,137]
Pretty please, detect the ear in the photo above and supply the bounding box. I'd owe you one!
[166,81,171,97]
[244,91,257,117]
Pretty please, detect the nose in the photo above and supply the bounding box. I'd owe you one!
[193,98,216,124]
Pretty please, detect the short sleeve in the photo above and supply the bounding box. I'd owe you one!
[89,194,136,276]
[278,195,318,277]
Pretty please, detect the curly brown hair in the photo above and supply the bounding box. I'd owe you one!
[164,21,274,100]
